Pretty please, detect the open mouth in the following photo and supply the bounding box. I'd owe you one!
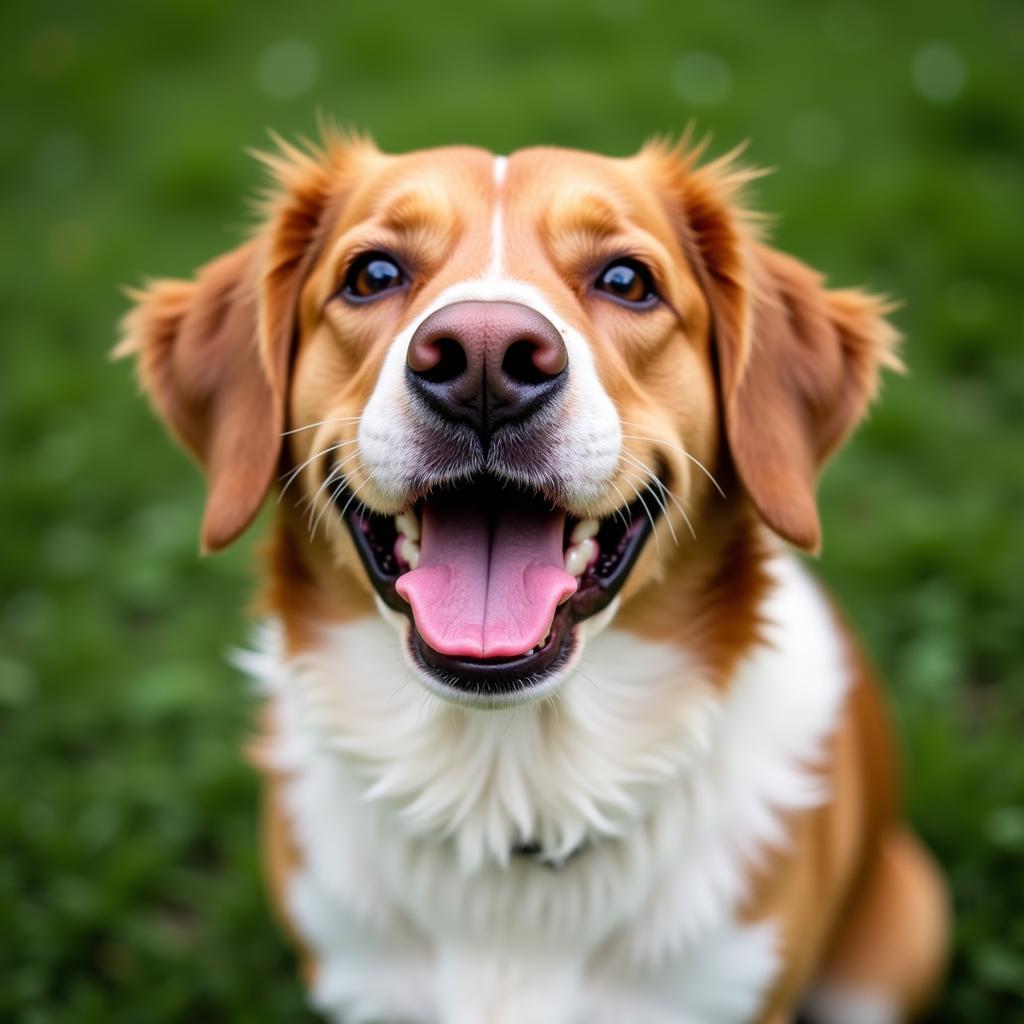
[338,473,663,703]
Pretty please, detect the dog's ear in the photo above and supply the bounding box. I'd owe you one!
[117,242,277,552]
[644,140,901,552]
[116,133,374,552]
[715,242,901,552]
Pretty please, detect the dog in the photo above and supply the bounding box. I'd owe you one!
[118,132,948,1023]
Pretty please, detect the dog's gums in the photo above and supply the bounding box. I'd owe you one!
[339,473,663,701]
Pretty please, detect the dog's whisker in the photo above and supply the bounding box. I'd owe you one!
[606,480,634,531]
[298,464,338,518]
[297,450,362,516]
[309,475,348,541]
[336,478,368,526]
[619,451,696,542]
[304,449,363,534]
[618,428,726,499]
[304,467,343,535]
[621,464,679,547]
[312,464,366,542]
[282,415,363,437]
[621,475,661,555]
[622,468,678,549]
[279,439,359,500]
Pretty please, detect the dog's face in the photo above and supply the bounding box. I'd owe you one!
[285,145,723,702]
[120,135,897,706]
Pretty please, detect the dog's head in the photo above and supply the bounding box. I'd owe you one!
[119,133,898,706]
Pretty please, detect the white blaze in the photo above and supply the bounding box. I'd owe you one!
[489,155,508,278]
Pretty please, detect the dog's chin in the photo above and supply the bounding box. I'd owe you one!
[343,472,664,709]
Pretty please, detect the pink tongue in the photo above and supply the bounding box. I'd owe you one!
[395,498,577,659]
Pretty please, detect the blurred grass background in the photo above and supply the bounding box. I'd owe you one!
[2,0,1022,1020]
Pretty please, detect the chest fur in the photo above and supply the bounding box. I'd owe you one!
[244,556,850,1023]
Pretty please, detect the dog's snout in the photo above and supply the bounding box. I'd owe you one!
[406,301,568,437]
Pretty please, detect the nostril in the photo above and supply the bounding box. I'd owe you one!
[418,338,467,384]
[502,340,551,386]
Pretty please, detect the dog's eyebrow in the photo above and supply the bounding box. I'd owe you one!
[379,187,457,236]
[545,191,625,242]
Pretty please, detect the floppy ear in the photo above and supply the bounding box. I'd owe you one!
[117,241,279,552]
[647,141,901,552]
[716,242,901,551]
[116,133,369,552]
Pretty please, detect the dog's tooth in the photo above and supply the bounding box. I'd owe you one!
[399,536,420,570]
[564,538,598,577]
[396,510,420,542]
[570,518,600,544]
[564,545,585,576]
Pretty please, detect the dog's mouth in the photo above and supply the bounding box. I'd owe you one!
[339,473,663,703]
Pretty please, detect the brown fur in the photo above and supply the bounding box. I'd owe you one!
[118,132,946,1021]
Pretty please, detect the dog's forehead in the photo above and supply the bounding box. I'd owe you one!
[506,147,649,205]
[335,145,493,228]
[339,145,659,241]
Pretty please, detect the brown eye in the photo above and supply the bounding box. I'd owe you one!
[595,259,658,308]
[342,252,405,302]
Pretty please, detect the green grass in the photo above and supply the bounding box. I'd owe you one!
[2,1,1022,1019]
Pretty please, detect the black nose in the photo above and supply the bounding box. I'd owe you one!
[405,300,568,439]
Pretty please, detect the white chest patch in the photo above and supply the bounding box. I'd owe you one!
[239,554,851,1023]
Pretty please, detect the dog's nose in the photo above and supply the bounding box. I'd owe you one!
[406,301,568,437]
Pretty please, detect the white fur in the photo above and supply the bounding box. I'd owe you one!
[489,155,507,276]
[238,553,852,1023]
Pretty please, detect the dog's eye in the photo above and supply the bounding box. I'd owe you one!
[342,252,405,302]
[594,259,658,308]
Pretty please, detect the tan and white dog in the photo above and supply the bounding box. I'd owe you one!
[119,133,948,1024]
